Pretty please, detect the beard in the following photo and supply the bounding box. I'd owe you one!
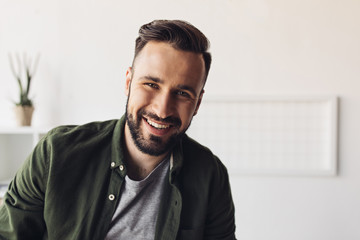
[125,100,188,156]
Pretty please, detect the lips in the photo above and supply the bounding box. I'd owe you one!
[142,117,175,136]
[146,119,171,129]
[137,108,182,137]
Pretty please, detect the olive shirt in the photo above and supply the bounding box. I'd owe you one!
[0,116,236,240]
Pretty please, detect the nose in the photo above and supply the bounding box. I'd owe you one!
[151,91,175,119]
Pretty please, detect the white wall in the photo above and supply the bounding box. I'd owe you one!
[1,0,360,239]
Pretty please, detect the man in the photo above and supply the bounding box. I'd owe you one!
[0,20,236,240]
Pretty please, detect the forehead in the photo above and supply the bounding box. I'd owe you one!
[132,41,206,91]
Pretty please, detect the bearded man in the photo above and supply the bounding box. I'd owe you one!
[0,20,236,240]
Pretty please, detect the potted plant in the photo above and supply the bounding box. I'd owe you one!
[8,53,40,126]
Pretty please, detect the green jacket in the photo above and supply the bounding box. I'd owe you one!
[0,116,236,240]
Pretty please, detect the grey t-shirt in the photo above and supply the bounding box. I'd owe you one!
[105,157,170,240]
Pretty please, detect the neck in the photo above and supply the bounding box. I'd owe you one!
[124,123,169,180]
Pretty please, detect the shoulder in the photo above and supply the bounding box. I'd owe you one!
[36,119,120,169]
[45,119,119,146]
[47,119,119,138]
[180,134,228,176]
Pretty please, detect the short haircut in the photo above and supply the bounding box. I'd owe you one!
[132,20,212,83]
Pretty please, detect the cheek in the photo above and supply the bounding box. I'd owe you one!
[178,103,197,124]
[128,88,152,108]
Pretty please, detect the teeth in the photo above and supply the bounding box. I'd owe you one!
[147,119,170,129]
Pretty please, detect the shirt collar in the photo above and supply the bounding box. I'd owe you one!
[110,115,127,176]
[169,136,184,183]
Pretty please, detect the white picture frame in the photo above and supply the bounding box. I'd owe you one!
[188,96,338,176]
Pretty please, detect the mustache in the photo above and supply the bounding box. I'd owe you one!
[138,109,182,127]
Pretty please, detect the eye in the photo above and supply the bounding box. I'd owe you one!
[145,83,159,89]
[176,90,190,98]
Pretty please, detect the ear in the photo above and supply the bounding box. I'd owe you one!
[193,89,204,116]
[125,67,132,96]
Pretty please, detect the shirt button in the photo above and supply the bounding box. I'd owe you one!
[119,165,124,171]
[111,162,115,168]
[109,194,115,201]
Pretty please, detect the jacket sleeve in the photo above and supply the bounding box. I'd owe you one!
[204,156,236,240]
[0,137,48,240]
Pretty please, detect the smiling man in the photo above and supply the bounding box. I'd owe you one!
[0,20,236,240]
[124,40,206,179]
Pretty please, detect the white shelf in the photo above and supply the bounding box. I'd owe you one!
[0,127,51,183]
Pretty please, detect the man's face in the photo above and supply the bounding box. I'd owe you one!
[125,41,206,156]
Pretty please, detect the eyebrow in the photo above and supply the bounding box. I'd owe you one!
[141,75,198,97]
[142,75,162,83]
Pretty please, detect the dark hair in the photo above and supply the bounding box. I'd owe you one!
[133,20,212,82]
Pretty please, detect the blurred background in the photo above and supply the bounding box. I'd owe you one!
[0,0,360,239]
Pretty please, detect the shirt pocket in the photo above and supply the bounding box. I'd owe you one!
[177,227,204,240]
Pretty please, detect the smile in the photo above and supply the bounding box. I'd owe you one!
[146,119,171,129]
